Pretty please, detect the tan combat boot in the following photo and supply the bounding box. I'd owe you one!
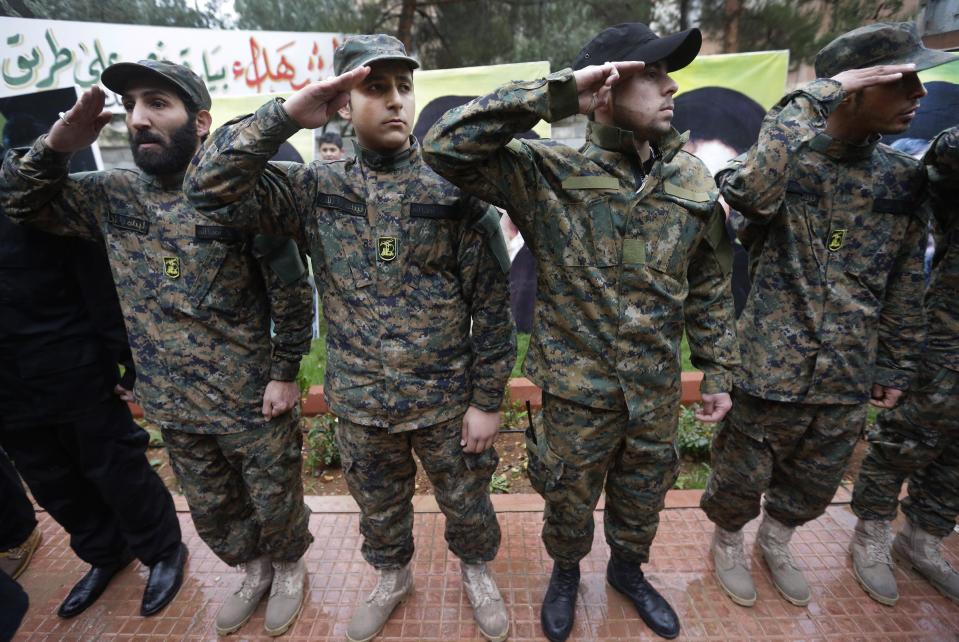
[461,562,509,642]
[757,513,811,606]
[264,558,307,636]
[347,564,413,642]
[851,518,898,606]
[0,526,42,580]
[711,526,757,606]
[215,556,273,635]
[893,518,959,604]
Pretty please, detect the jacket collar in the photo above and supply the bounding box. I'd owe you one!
[808,131,879,162]
[353,136,418,172]
[138,169,187,191]
[584,120,688,164]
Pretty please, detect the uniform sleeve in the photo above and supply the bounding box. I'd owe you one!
[719,79,846,222]
[873,206,929,390]
[684,206,741,394]
[0,136,106,242]
[422,70,580,232]
[253,236,314,381]
[185,98,314,242]
[458,201,517,411]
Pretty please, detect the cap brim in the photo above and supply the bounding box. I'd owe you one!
[625,28,702,72]
[904,48,958,73]
[101,62,181,97]
[361,54,420,71]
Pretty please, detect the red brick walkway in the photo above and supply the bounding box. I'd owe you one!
[13,489,959,641]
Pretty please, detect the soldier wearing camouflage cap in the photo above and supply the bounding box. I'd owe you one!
[701,22,957,609]
[849,125,959,607]
[0,60,315,635]
[185,34,516,642]
[423,22,740,641]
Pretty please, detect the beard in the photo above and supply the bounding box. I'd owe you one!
[130,118,198,176]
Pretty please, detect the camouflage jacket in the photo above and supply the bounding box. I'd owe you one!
[423,69,739,418]
[0,137,313,434]
[720,79,928,404]
[924,126,959,372]
[185,98,516,432]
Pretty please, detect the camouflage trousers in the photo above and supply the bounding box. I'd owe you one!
[852,365,959,538]
[701,388,866,531]
[335,413,501,569]
[527,392,680,568]
[161,411,312,566]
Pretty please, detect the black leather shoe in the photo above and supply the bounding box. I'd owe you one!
[607,556,680,639]
[141,542,188,616]
[540,563,580,642]
[57,552,134,618]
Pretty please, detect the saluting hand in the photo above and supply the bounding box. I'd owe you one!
[45,85,113,154]
[282,66,372,130]
[832,63,916,94]
[572,61,645,116]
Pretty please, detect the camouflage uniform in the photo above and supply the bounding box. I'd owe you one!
[0,141,314,565]
[700,78,929,532]
[184,99,515,569]
[852,127,959,538]
[422,70,739,566]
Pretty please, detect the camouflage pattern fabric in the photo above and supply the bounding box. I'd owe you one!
[527,392,680,567]
[850,127,959,539]
[334,414,500,569]
[161,411,312,565]
[185,99,516,432]
[852,366,959,538]
[421,69,739,420]
[814,22,958,78]
[0,138,313,433]
[718,79,929,404]
[701,388,866,531]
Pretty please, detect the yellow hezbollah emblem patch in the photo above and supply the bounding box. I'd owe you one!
[377,236,397,261]
[827,229,846,252]
[163,256,181,279]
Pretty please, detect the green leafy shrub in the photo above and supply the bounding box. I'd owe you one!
[676,406,715,462]
[304,414,340,475]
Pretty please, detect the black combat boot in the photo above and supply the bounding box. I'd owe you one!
[607,555,680,639]
[540,563,580,642]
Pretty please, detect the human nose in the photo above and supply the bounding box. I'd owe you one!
[128,101,151,130]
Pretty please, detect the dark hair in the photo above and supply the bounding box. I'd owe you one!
[672,87,765,154]
[319,132,343,148]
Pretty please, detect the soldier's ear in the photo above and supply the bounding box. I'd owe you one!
[338,101,352,122]
[195,109,212,138]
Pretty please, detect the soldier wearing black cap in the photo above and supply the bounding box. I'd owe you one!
[185,35,516,642]
[0,60,315,635]
[423,22,740,641]
[701,22,957,610]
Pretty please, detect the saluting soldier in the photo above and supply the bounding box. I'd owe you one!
[0,60,315,636]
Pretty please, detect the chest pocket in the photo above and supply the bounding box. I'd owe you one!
[315,192,373,291]
[543,195,620,267]
[637,183,712,278]
[105,210,157,297]
[408,202,460,272]
[189,225,255,315]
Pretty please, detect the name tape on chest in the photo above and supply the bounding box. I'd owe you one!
[107,213,150,235]
[561,176,620,190]
[410,203,460,219]
[195,225,243,242]
[317,192,366,217]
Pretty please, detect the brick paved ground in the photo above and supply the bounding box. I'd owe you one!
[12,489,959,641]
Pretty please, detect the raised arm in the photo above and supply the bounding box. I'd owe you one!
[719,65,918,222]
[0,86,113,241]
[185,67,371,238]
[423,62,644,229]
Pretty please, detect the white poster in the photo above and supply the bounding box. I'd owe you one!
[0,17,344,108]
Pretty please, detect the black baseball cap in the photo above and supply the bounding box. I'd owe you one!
[572,23,702,72]
[101,60,212,111]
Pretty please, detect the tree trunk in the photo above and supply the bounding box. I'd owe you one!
[722,0,742,53]
[396,0,417,52]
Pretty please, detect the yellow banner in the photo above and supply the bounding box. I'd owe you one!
[209,92,314,162]
[673,50,790,111]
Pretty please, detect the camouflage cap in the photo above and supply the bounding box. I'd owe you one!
[101,60,212,111]
[815,22,958,78]
[334,34,420,76]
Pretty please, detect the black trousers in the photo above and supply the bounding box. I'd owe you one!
[0,448,36,550]
[0,569,28,642]
[0,400,181,567]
